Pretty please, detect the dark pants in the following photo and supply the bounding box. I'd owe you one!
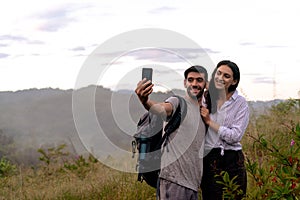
[201,148,247,200]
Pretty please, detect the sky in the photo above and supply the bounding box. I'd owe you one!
[0,0,300,101]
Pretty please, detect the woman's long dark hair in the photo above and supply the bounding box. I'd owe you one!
[206,60,240,114]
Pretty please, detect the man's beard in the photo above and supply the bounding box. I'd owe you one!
[187,86,204,100]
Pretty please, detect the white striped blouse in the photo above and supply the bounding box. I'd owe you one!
[204,90,250,155]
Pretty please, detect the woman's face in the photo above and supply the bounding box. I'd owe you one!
[214,65,237,92]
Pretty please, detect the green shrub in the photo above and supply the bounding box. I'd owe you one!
[0,157,17,177]
[216,171,245,199]
[244,99,300,199]
[64,154,98,179]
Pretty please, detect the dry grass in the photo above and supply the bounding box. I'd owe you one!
[0,160,156,200]
[1,100,299,199]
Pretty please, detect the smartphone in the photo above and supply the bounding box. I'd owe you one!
[142,68,153,81]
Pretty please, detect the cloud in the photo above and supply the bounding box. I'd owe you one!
[31,53,41,56]
[37,17,75,32]
[149,6,177,14]
[239,42,288,49]
[73,54,89,57]
[154,67,184,76]
[128,48,219,63]
[34,3,92,32]
[0,34,44,45]
[243,73,263,76]
[27,40,45,45]
[239,42,256,46]
[262,45,288,48]
[91,47,219,64]
[70,46,85,51]
[246,74,280,86]
[0,44,8,47]
[0,35,28,42]
[252,76,275,84]
[0,53,9,58]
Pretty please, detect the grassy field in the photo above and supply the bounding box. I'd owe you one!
[0,155,157,200]
[0,99,299,199]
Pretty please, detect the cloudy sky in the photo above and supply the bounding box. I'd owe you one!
[0,0,299,101]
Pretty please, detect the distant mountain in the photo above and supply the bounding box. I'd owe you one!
[0,86,283,165]
[248,99,284,116]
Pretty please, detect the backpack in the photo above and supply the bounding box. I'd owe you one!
[132,95,187,188]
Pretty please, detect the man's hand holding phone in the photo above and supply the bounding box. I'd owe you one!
[135,68,154,106]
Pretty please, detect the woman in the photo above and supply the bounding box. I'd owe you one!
[200,60,249,199]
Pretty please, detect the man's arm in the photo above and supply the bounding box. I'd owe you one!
[135,79,173,117]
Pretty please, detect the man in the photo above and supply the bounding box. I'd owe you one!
[135,65,208,200]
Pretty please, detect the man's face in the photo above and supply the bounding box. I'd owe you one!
[184,72,206,99]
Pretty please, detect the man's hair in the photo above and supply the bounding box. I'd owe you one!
[184,65,208,81]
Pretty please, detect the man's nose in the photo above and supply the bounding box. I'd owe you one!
[192,79,198,85]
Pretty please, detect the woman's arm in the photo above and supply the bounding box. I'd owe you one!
[200,106,220,132]
[218,101,249,144]
[201,97,249,144]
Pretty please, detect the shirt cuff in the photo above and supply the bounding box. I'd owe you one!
[218,126,225,138]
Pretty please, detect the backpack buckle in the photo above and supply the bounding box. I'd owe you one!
[131,140,136,158]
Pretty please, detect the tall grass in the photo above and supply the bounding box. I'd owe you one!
[0,99,299,199]
[0,155,156,200]
[242,99,300,199]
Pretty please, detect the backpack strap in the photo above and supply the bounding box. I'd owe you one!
[159,95,187,149]
[164,95,187,134]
